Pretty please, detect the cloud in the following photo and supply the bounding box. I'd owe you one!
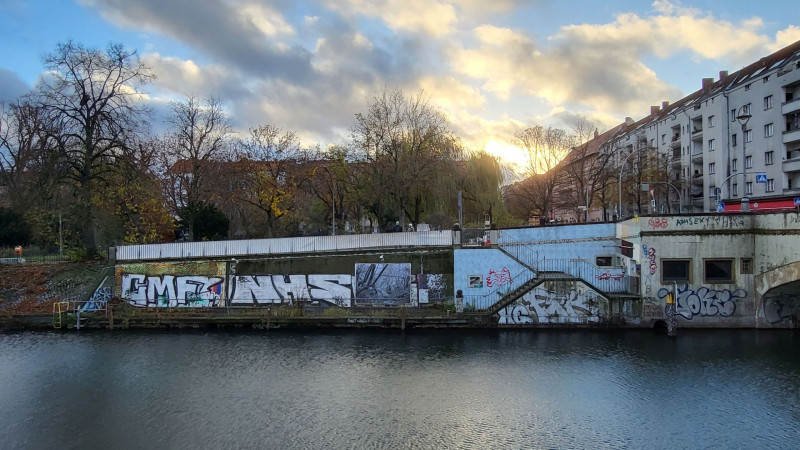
[81,0,314,83]
[448,0,800,122]
[320,0,458,36]
[0,69,30,102]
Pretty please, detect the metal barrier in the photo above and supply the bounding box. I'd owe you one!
[116,231,456,261]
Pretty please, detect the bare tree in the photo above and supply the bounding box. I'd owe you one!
[351,88,459,229]
[159,95,232,241]
[234,124,312,237]
[558,121,618,222]
[33,41,153,252]
[0,101,60,210]
[513,125,572,221]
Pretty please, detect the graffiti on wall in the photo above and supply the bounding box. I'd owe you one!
[497,286,608,325]
[657,284,744,320]
[82,287,112,312]
[122,271,445,308]
[122,275,224,307]
[761,295,800,324]
[595,270,624,281]
[642,297,664,319]
[232,274,353,307]
[355,263,411,306]
[641,244,657,295]
[486,267,512,288]
[674,216,744,229]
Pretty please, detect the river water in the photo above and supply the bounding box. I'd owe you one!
[0,329,798,449]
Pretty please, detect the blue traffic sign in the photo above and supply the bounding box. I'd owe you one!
[756,173,768,183]
[794,197,800,206]
[716,202,725,212]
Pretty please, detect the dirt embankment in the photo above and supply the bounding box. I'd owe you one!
[0,262,109,314]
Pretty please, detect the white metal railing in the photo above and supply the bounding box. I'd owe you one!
[115,231,456,261]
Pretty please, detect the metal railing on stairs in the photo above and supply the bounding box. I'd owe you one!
[463,268,537,311]
[497,233,634,295]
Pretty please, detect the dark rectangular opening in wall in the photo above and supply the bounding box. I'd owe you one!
[596,256,613,267]
[704,259,734,283]
[662,259,691,283]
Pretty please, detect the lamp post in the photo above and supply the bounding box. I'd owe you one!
[618,149,640,219]
[736,106,752,212]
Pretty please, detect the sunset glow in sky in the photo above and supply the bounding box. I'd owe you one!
[1,0,799,167]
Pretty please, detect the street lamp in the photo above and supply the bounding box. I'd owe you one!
[736,106,751,212]
[618,149,641,220]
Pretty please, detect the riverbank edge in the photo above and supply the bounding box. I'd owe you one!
[2,307,644,331]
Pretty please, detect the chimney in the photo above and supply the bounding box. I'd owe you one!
[662,101,670,110]
[719,70,728,80]
[702,77,714,90]
[625,117,634,126]
[594,128,599,139]
[650,105,660,116]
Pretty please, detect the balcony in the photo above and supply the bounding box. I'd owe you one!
[692,127,703,137]
[783,156,800,173]
[784,127,800,144]
[691,150,703,161]
[783,98,800,115]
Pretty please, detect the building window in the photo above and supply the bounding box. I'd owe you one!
[745,84,751,91]
[767,179,775,192]
[732,133,737,146]
[745,181,753,195]
[764,95,773,110]
[765,151,774,165]
[744,129,753,143]
[745,155,752,169]
[661,134,666,144]
[708,139,715,151]
[708,162,715,174]
[733,183,738,196]
[596,256,613,267]
[709,185,717,197]
[732,159,738,172]
[764,123,773,137]
[763,75,769,83]
[705,259,734,283]
[731,109,736,121]
[663,259,691,283]
[708,115,715,128]
[742,103,751,115]
[740,258,753,274]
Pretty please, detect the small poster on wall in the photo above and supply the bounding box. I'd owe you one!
[468,275,483,288]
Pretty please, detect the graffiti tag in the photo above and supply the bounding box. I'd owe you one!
[497,287,608,324]
[595,270,624,281]
[657,284,744,320]
[486,267,512,288]
[648,218,668,228]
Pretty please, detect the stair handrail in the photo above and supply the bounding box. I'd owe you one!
[462,268,537,311]
[498,232,633,294]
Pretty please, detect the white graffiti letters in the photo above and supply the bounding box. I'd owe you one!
[122,274,223,307]
[657,284,744,320]
[514,287,607,324]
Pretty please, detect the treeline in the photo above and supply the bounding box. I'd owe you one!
[0,42,514,255]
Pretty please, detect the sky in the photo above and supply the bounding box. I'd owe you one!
[1,0,799,170]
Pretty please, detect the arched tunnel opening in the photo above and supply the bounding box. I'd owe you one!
[761,279,800,328]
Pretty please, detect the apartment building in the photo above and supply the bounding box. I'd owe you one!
[556,39,800,220]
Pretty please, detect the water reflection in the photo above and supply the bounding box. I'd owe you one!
[0,330,798,449]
